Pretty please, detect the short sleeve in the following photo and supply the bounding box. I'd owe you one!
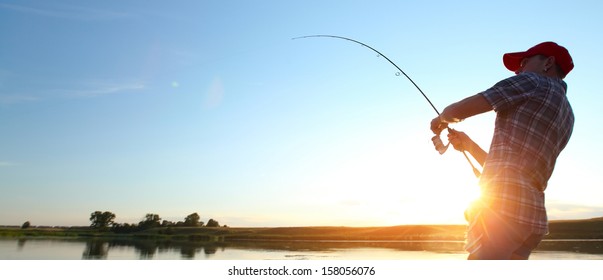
[479,73,539,112]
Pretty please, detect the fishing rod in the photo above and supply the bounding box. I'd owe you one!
[293,35,440,115]
[292,34,481,177]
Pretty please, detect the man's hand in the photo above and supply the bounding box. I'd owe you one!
[430,116,448,135]
[447,129,470,152]
[430,94,492,135]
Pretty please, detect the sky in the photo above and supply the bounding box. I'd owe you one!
[1,0,602,227]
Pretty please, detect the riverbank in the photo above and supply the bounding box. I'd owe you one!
[1,217,602,241]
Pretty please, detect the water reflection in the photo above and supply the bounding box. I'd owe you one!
[538,239,603,255]
[78,238,603,259]
[1,237,602,260]
[17,238,26,250]
[82,240,108,259]
[230,240,467,254]
[76,238,229,259]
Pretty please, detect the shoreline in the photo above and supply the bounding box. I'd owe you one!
[1,217,602,241]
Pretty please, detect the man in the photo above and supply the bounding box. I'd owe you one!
[430,42,575,260]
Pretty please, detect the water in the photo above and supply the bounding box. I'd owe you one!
[1,238,602,260]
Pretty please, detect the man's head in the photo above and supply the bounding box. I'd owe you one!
[503,42,573,79]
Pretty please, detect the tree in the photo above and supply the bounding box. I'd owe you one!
[138,213,161,229]
[206,218,220,227]
[161,220,175,227]
[184,212,201,227]
[21,221,31,229]
[111,223,137,234]
[89,211,116,229]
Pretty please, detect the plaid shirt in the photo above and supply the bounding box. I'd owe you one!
[477,72,574,234]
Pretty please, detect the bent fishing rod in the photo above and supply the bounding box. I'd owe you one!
[292,34,481,177]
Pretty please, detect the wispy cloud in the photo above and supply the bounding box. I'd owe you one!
[0,3,133,21]
[547,200,603,220]
[0,94,41,105]
[0,81,146,104]
[60,81,146,98]
[0,161,20,167]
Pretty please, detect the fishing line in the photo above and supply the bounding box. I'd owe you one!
[292,34,481,177]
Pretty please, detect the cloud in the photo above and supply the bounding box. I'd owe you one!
[0,70,41,104]
[547,200,603,220]
[0,161,20,167]
[0,94,41,105]
[0,3,133,21]
[0,81,146,105]
[61,81,146,98]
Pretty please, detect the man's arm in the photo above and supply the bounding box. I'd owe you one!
[448,129,488,167]
[430,93,493,135]
[430,93,492,166]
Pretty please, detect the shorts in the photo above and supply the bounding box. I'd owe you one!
[465,205,544,260]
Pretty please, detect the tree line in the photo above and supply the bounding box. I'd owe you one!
[89,211,224,233]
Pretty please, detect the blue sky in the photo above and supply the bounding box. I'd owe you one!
[1,0,602,227]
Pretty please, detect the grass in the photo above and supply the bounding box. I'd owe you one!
[220,225,468,241]
[2,217,602,242]
[547,217,603,239]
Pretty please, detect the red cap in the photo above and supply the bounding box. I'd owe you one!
[503,42,574,76]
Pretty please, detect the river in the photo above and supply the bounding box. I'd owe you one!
[1,238,602,260]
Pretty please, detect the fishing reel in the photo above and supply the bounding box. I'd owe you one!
[431,134,450,155]
[431,130,482,178]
